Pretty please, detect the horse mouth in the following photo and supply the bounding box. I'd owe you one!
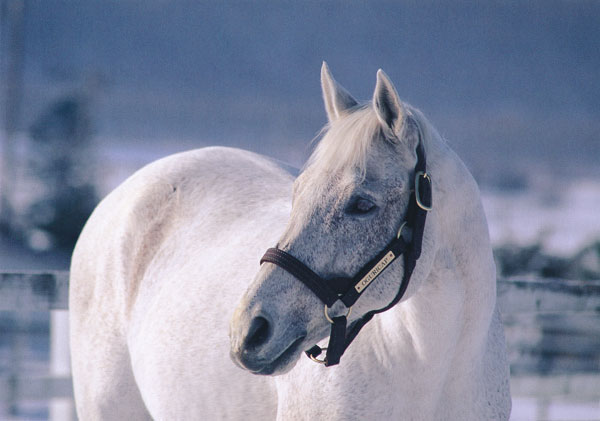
[250,335,306,376]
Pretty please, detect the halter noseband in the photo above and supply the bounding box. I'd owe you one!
[260,139,432,367]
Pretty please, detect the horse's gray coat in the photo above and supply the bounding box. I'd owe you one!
[70,63,511,420]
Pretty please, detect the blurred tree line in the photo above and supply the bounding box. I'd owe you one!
[0,90,99,253]
[23,93,99,251]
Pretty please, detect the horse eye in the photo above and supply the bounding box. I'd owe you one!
[346,198,377,215]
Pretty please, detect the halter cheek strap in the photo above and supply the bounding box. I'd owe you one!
[260,142,432,367]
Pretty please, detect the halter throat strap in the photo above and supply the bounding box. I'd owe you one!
[260,142,432,366]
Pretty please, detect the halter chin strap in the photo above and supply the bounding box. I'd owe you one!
[260,141,432,367]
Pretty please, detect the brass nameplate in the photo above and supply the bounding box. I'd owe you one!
[354,250,395,293]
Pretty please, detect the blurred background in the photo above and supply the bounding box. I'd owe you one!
[0,1,598,419]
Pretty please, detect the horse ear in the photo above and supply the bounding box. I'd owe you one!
[373,69,405,138]
[321,62,358,122]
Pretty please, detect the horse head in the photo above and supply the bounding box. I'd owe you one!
[230,63,437,375]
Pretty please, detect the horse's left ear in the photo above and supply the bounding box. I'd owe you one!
[373,69,406,139]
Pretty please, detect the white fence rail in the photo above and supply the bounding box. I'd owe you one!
[1,273,600,418]
[1,272,71,420]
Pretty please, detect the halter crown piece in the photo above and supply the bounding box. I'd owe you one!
[260,135,432,367]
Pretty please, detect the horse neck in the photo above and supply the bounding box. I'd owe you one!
[362,133,498,396]
[427,133,498,315]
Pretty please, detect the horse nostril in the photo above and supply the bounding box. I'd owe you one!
[244,316,271,350]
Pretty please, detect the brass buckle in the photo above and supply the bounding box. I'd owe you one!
[324,304,352,324]
[415,171,432,211]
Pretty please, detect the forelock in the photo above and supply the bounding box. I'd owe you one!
[306,105,384,177]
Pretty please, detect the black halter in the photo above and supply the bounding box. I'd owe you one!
[260,141,432,367]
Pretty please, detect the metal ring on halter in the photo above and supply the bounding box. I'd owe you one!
[397,221,407,239]
[415,171,433,211]
[309,348,328,364]
[324,304,353,324]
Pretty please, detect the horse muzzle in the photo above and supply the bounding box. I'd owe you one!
[229,310,307,375]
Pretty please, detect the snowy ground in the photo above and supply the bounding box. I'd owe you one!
[483,179,600,258]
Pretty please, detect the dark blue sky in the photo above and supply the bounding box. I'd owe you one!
[6,0,600,182]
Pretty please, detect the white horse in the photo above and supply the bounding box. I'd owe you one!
[70,63,511,420]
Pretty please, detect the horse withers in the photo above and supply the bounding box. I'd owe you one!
[70,63,511,420]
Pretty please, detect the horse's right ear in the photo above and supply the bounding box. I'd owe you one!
[321,62,358,122]
[373,69,406,139]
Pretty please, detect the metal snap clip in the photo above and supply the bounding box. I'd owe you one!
[309,349,328,364]
[324,304,353,324]
[415,171,433,211]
